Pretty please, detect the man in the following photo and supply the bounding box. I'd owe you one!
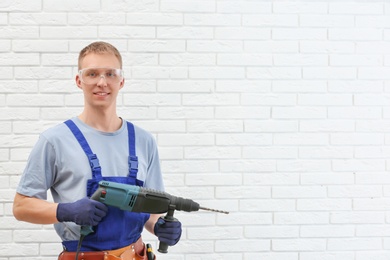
[13,41,181,259]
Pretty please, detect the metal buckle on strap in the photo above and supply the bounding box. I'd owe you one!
[128,156,138,171]
[88,154,101,170]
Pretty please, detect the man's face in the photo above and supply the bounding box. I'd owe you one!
[76,53,124,109]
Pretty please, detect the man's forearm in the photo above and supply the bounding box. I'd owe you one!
[145,213,162,235]
[13,193,59,224]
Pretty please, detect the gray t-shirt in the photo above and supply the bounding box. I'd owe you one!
[17,117,164,241]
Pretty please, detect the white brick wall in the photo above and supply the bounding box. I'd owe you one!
[2,0,390,259]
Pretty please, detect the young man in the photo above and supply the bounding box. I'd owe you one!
[13,41,181,259]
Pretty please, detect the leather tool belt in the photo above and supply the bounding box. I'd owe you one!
[58,238,156,260]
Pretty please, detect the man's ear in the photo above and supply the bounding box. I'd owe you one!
[75,74,82,89]
[119,78,125,89]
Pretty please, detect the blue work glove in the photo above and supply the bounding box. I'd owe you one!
[154,217,182,246]
[56,197,108,226]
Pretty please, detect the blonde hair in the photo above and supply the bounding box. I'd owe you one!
[78,41,122,69]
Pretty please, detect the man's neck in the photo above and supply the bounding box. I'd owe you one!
[78,109,122,132]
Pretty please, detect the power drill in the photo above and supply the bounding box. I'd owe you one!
[80,181,229,254]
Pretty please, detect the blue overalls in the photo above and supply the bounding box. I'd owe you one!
[62,119,150,251]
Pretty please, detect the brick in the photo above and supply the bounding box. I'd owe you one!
[131,67,188,79]
[215,27,270,40]
[13,40,68,52]
[160,54,215,66]
[158,26,213,39]
[329,3,383,14]
[247,226,299,238]
[183,93,239,105]
[301,252,355,260]
[187,120,242,133]
[217,80,272,92]
[245,40,298,53]
[124,93,181,106]
[99,26,155,38]
[298,199,352,211]
[101,0,158,12]
[190,67,245,79]
[328,80,383,92]
[301,172,354,185]
[187,40,242,52]
[216,239,269,252]
[218,54,272,66]
[160,0,215,12]
[274,212,329,225]
[247,67,301,79]
[328,107,381,119]
[273,186,327,198]
[244,173,299,186]
[10,13,66,25]
[158,107,214,119]
[301,41,355,54]
[186,173,242,186]
[272,239,326,251]
[244,147,297,159]
[242,93,297,106]
[330,54,382,66]
[0,0,41,11]
[299,146,353,159]
[244,120,298,133]
[328,238,382,250]
[43,0,100,11]
[128,40,185,52]
[217,1,271,14]
[273,2,327,14]
[127,13,182,25]
[303,67,356,79]
[243,14,299,27]
[68,13,125,25]
[216,106,269,119]
[273,28,327,40]
[301,225,355,237]
[184,14,240,26]
[185,146,240,159]
[273,54,328,66]
[331,211,385,224]
[300,15,354,27]
[158,80,213,92]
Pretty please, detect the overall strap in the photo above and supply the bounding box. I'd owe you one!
[64,119,102,179]
[127,121,138,179]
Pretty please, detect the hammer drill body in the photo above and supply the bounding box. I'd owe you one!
[82,181,228,254]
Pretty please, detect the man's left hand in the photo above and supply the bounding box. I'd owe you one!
[154,217,182,246]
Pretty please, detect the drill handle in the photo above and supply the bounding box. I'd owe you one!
[157,206,176,254]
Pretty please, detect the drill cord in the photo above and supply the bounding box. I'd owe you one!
[74,234,85,260]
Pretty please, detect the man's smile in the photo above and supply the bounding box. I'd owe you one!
[94,92,109,96]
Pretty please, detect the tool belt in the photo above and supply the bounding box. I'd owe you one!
[58,238,156,260]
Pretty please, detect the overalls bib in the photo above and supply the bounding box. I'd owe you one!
[62,119,150,251]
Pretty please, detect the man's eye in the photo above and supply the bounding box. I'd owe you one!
[85,71,97,77]
[106,72,116,77]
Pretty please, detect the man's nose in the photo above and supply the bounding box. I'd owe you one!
[97,75,108,85]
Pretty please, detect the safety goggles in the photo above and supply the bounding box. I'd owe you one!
[78,68,124,85]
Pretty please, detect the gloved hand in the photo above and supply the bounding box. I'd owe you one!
[154,217,182,246]
[56,197,108,226]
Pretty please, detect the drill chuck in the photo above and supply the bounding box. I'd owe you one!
[170,196,200,212]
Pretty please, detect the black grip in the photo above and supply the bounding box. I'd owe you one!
[158,207,175,253]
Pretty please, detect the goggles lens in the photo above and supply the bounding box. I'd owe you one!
[79,68,123,85]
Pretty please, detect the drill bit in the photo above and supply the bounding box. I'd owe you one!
[199,206,229,214]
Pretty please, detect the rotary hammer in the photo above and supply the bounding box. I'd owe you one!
[81,181,229,254]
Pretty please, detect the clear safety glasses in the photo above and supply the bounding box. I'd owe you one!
[79,68,124,85]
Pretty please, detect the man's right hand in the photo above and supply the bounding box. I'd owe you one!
[56,197,108,226]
